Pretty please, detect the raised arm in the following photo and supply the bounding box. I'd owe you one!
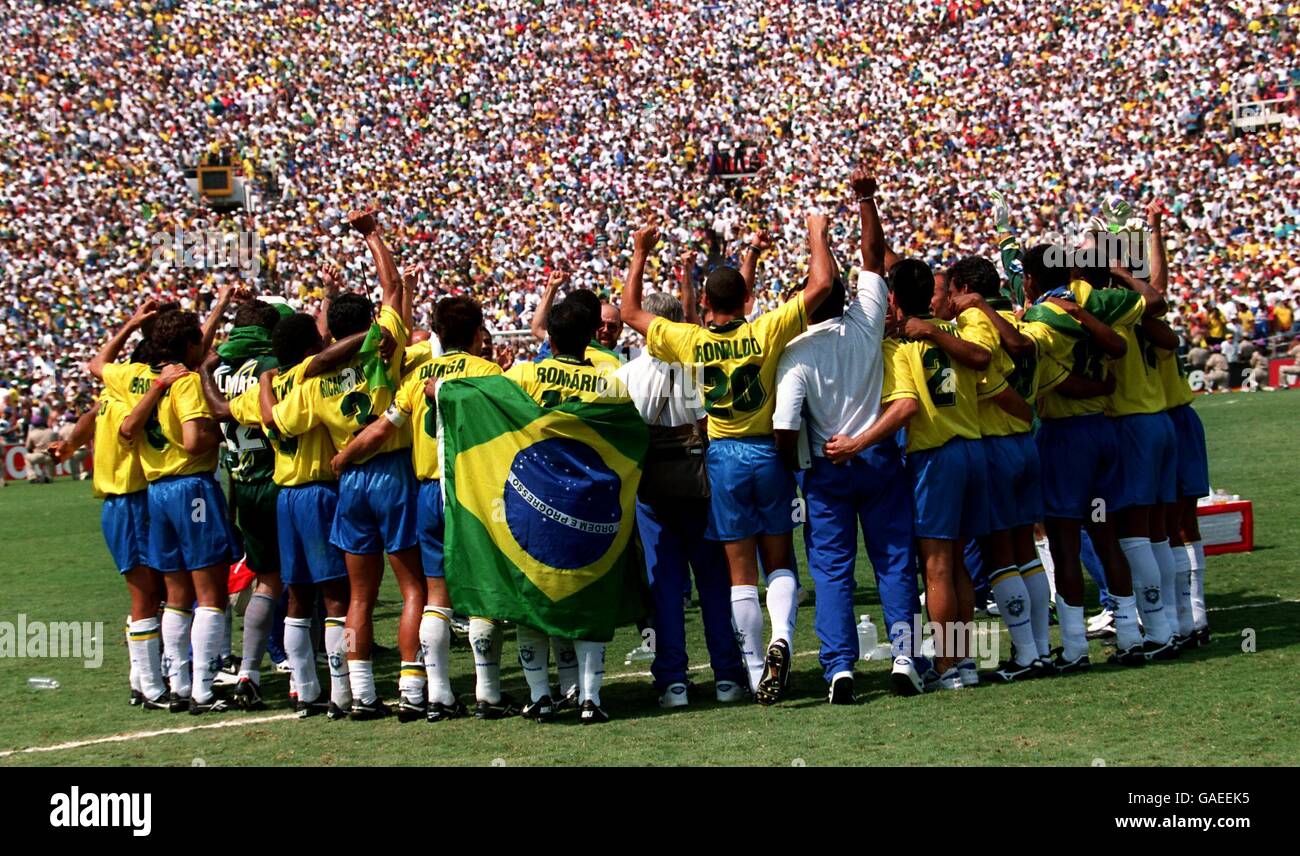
[803,213,833,314]
[621,223,660,336]
[88,300,158,379]
[300,328,387,379]
[1110,265,1167,319]
[317,264,343,343]
[851,167,884,276]
[904,317,992,371]
[349,207,401,310]
[530,270,565,341]
[679,249,700,326]
[401,262,422,331]
[200,282,239,355]
[739,230,770,292]
[120,364,189,441]
[1146,200,1168,297]
[1046,297,1128,358]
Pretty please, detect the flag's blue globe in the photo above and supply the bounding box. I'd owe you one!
[504,438,622,570]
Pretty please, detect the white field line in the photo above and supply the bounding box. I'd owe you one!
[4,598,1296,759]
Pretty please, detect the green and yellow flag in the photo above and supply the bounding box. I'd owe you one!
[439,376,649,642]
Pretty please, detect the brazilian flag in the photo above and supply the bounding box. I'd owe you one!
[439,376,649,642]
[1023,280,1143,336]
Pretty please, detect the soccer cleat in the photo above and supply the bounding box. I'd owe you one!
[715,680,747,703]
[129,689,143,706]
[233,676,265,711]
[554,686,580,712]
[755,639,791,705]
[168,692,190,714]
[326,701,350,721]
[296,698,330,719]
[578,699,610,724]
[937,668,964,690]
[274,660,293,674]
[1052,647,1092,673]
[890,656,925,696]
[1194,626,1212,647]
[189,695,231,715]
[828,674,855,705]
[397,698,428,723]
[1107,644,1146,667]
[659,682,689,708]
[349,697,393,721]
[475,692,521,720]
[1142,638,1180,662]
[521,695,557,722]
[142,692,171,711]
[1032,656,1057,677]
[428,699,469,722]
[990,659,1039,683]
[956,658,980,687]
[1086,609,1116,640]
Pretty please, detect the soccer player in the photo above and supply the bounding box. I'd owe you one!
[621,214,835,704]
[211,299,288,709]
[333,295,512,722]
[529,270,624,369]
[267,208,418,720]
[773,169,923,702]
[91,308,236,714]
[504,299,632,723]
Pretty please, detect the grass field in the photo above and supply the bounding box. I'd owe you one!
[1,392,1298,767]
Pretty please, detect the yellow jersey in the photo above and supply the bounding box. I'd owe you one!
[91,393,147,498]
[101,363,218,480]
[1106,306,1168,417]
[391,350,502,480]
[881,318,983,453]
[505,354,629,407]
[229,362,337,487]
[400,339,435,376]
[1157,347,1195,409]
[646,295,807,439]
[271,306,410,465]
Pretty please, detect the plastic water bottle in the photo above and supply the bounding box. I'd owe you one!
[27,677,60,690]
[856,615,878,661]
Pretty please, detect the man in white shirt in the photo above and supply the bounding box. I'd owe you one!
[615,292,748,708]
[773,170,923,704]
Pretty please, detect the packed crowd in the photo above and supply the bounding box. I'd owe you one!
[2,0,1299,441]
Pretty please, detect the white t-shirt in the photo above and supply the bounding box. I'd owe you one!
[773,270,889,458]
[615,352,705,428]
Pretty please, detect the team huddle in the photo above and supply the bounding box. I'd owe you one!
[53,167,1214,723]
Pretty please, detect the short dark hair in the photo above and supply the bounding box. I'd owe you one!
[327,293,374,339]
[271,314,323,367]
[149,310,202,363]
[232,300,280,330]
[887,258,935,317]
[137,300,181,353]
[795,274,847,324]
[1024,245,1070,292]
[547,300,590,358]
[704,266,747,315]
[434,296,484,351]
[564,290,602,337]
[947,256,1000,298]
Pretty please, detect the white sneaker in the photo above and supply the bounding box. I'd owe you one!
[715,680,747,703]
[938,668,965,690]
[659,682,689,708]
[956,658,980,687]
[890,656,924,696]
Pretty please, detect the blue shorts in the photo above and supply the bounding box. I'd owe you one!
[102,491,150,574]
[1167,404,1209,499]
[147,473,235,573]
[705,438,798,542]
[984,433,1043,531]
[331,449,419,555]
[1113,412,1178,509]
[1037,413,1121,521]
[417,479,445,578]
[277,483,348,586]
[907,437,989,540]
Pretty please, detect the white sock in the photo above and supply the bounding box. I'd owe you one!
[399,660,426,705]
[551,637,579,699]
[1035,537,1058,600]
[348,660,377,705]
[238,592,274,684]
[1151,539,1179,637]
[990,569,1037,666]
[1112,594,1142,651]
[764,569,798,646]
[516,624,552,703]
[468,617,502,704]
[730,585,765,692]
[574,639,605,706]
[161,606,192,698]
[1020,561,1052,659]
[191,606,225,703]
[128,618,166,700]
[1055,596,1088,662]
[126,621,140,693]
[1120,537,1172,644]
[420,607,455,705]
[1187,541,1208,631]
[324,616,351,708]
[284,617,320,704]
[1171,544,1194,638]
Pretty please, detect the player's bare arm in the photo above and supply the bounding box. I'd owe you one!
[823,397,918,464]
[350,206,402,310]
[196,352,234,423]
[119,363,189,441]
[803,213,834,313]
[950,291,1033,357]
[530,270,566,341]
[851,166,886,276]
[88,300,158,379]
[621,223,660,336]
[1046,297,1128,358]
[904,316,992,371]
